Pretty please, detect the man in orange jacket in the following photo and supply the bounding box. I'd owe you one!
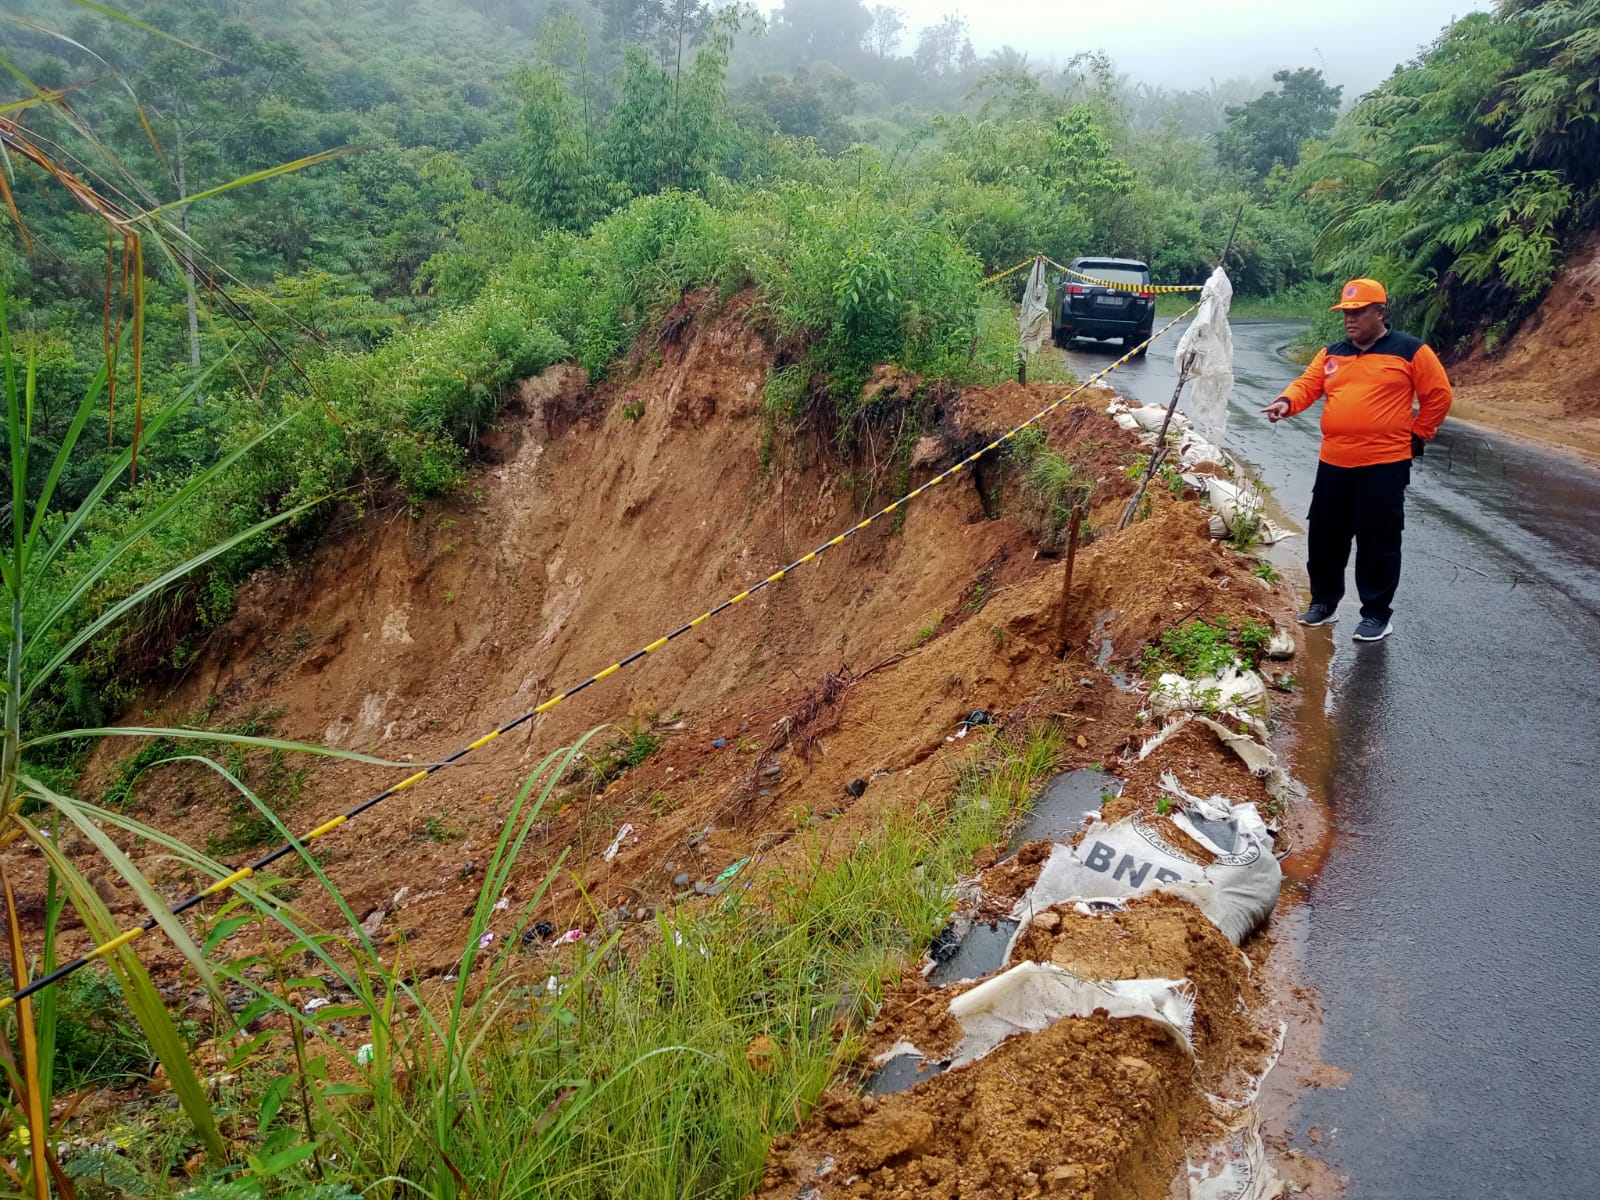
[1262,278,1453,642]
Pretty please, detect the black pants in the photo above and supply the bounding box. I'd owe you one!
[1307,458,1411,622]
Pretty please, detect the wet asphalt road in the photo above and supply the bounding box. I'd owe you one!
[1062,320,1600,1198]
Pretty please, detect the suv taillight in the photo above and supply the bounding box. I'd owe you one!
[1138,291,1155,299]
[1066,285,1084,294]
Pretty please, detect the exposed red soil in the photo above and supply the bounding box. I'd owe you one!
[760,1013,1192,1200]
[1449,230,1600,460]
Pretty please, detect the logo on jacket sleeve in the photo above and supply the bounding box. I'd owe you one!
[1324,357,1339,377]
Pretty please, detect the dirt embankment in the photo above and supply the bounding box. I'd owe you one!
[1448,231,1600,461]
[21,289,1309,1197]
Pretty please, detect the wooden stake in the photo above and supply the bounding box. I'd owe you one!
[1056,507,1083,657]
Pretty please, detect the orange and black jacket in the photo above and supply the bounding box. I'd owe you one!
[1280,328,1453,468]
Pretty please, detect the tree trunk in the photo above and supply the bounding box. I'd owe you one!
[175,126,202,373]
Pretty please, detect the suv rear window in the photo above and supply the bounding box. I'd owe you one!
[1075,263,1148,286]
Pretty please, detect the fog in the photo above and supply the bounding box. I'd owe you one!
[759,0,1493,94]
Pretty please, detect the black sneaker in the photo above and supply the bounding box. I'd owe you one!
[1352,617,1393,642]
[1298,603,1337,626]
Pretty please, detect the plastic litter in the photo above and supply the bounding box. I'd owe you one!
[478,932,495,949]
[602,822,634,863]
[302,997,331,1015]
[552,928,584,945]
[1150,664,1268,721]
[715,857,750,886]
[712,738,726,748]
[964,709,994,728]
[1264,630,1295,659]
[845,778,867,798]
[356,1044,374,1067]
[1019,258,1051,353]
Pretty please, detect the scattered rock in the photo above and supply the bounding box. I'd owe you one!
[845,778,868,798]
[673,872,691,888]
[844,1108,934,1169]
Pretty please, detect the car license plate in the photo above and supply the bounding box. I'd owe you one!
[1094,294,1123,306]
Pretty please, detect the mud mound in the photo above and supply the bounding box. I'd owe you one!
[761,1012,1191,1200]
[1055,501,1275,663]
[1012,894,1258,1077]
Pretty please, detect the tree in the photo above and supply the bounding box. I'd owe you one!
[1299,0,1600,345]
[733,68,857,151]
[772,0,872,64]
[913,13,974,78]
[1215,67,1342,179]
[865,5,904,58]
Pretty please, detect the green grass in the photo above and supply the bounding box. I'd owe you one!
[1009,428,1092,555]
[1140,617,1273,679]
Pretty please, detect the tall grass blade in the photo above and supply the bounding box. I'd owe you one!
[0,865,48,1200]
[13,813,226,1160]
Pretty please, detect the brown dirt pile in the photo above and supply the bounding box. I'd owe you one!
[1449,230,1600,458]
[760,1012,1192,1200]
[1011,893,1263,1080]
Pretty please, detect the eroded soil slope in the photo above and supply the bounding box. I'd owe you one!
[1450,231,1600,459]
[13,293,1304,1197]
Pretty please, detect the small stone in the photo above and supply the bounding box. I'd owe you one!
[845,778,867,798]
[1032,910,1060,933]
[673,872,691,888]
[1046,1164,1085,1191]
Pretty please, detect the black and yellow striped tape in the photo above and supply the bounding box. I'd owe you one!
[0,303,1199,1012]
[1043,256,1205,295]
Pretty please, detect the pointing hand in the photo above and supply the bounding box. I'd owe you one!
[1262,399,1291,422]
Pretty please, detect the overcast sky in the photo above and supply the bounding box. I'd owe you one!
[763,0,1493,94]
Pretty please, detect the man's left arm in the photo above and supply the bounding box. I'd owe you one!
[1411,344,1454,441]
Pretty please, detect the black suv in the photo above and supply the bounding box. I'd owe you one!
[1050,257,1155,354]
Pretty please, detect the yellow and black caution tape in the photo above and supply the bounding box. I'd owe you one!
[982,254,1204,295]
[980,256,1040,287]
[1043,255,1205,295]
[1,302,1199,1013]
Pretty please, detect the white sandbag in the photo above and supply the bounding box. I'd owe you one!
[1178,428,1227,472]
[1203,477,1293,545]
[1264,630,1295,659]
[1010,792,1281,946]
[947,961,1195,1068]
[1175,267,1234,442]
[1150,665,1268,720]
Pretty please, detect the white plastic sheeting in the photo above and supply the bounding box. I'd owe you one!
[1019,258,1051,353]
[1009,785,1282,946]
[1150,664,1269,721]
[946,962,1196,1068]
[1175,267,1234,442]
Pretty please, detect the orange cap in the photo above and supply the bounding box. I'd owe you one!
[1330,278,1388,310]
